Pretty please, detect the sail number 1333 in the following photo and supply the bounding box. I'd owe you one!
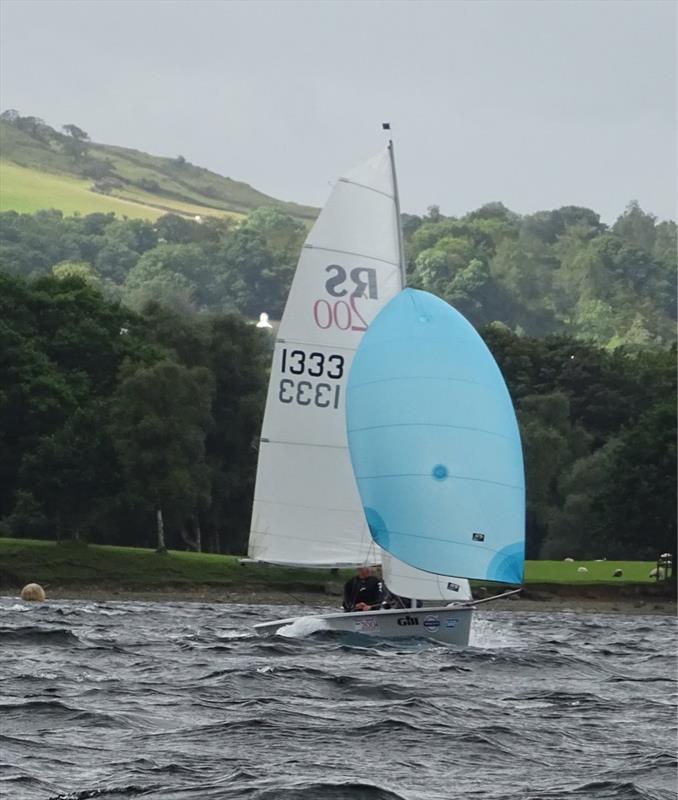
[278,348,344,409]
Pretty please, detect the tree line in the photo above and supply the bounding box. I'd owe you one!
[1,198,675,349]
[0,273,269,554]
[0,264,674,559]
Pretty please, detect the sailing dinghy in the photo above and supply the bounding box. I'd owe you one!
[249,140,524,645]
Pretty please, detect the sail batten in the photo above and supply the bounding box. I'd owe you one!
[302,244,400,268]
[337,177,394,199]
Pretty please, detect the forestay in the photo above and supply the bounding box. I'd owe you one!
[248,150,401,566]
[347,288,525,585]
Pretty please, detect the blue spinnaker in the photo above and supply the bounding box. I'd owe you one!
[346,289,525,585]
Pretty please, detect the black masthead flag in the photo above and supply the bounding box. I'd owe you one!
[382,122,391,130]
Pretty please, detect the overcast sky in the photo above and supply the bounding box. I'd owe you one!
[1,0,675,222]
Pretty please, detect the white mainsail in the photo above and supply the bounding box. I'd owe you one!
[248,145,473,602]
[248,149,401,566]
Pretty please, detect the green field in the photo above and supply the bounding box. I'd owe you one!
[522,559,660,584]
[0,538,662,593]
[0,161,243,221]
[0,538,345,592]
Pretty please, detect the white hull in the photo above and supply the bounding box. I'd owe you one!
[254,605,473,646]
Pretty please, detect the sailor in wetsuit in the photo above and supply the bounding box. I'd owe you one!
[342,566,382,612]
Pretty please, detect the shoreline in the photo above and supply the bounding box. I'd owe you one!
[2,584,675,615]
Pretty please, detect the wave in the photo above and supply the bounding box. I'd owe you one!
[0,625,81,646]
[47,786,160,800]
[523,780,676,799]
[502,689,616,709]
[355,717,433,735]
[53,777,409,800]
[606,675,677,684]
[276,616,331,638]
[0,699,123,728]
[256,783,408,800]
[4,600,675,800]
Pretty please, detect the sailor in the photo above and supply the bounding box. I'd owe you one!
[342,566,382,612]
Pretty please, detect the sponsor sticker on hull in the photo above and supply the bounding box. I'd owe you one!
[354,617,379,632]
[423,615,440,631]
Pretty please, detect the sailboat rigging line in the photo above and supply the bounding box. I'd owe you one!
[302,243,400,268]
[280,591,308,606]
[458,588,523,607]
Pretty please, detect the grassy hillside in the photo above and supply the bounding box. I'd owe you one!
[0,161,240,221]
[0,118,317,221]
[0,539,662,593]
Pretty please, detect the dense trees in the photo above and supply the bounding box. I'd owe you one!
[0,209,301,319]
[1,270,673,560]
[111,360,215,551]
[484,327,676,559]
[406,203,676,347]
[0,273,269,552]
[1,200,674,348]
[0,200,674,561]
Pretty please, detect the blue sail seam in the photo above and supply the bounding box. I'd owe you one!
[356,473,524,490]
[348,422,519,442]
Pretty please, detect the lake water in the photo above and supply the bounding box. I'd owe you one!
[1,597,676,800]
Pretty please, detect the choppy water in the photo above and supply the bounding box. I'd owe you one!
[0,598,676,800]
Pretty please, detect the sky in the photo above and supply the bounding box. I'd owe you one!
[1,0,675,223]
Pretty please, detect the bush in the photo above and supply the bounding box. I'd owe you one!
[3,491,50,539]
[93,177,124,194]
[80,159,114,181]
[138,177,160,193]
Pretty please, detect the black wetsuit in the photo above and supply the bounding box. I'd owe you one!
[342,575,382,612]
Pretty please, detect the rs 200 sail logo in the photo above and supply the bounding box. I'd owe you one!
[277,265,379,409]
[313,265,378,331]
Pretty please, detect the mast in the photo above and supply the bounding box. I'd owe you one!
[385,131,407,288]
